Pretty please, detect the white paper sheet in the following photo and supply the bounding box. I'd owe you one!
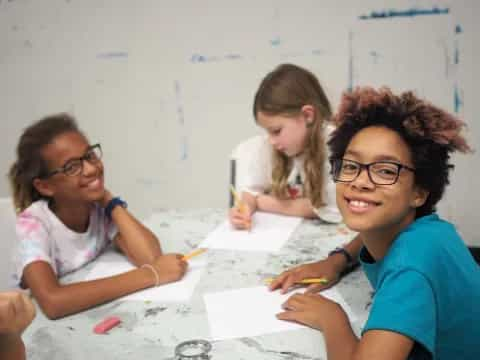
[83,250,206,302]
[204,286,357,340]
[200,212,302,252]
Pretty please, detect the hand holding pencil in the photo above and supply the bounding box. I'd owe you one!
[182,248,207,261]
[268,260,341,294]
[228,185,253,231]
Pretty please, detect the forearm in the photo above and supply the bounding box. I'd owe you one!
[111,206,162,266]
[323,313,358,360]
[241,192,258,212]
[256,195,316,218]
[36,268,154,319]
[0,334,26,360]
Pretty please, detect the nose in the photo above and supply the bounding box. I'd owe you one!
[351,166,375,190]
[268,135,278,147]
[82,158,99,176]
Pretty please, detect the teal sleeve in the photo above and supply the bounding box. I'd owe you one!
[362,269,436,355]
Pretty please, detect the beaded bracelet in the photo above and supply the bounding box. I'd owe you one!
[141,264,160,287]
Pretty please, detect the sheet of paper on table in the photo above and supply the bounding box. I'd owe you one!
[204,285,357,340]
[82,250,206,302]
[200,212,302,252]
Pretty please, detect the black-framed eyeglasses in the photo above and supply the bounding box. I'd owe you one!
[331,158,415,185]
[43,144,102,178]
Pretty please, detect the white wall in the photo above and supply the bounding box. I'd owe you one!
[1,0,478,245]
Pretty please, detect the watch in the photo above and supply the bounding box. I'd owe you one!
[105,197,127,220]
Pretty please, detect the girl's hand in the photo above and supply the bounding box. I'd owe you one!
[277,292,346,331]
[268,259,341,294]
[151,254,188,285]
[0,292,36,335]
[228,205,253,230]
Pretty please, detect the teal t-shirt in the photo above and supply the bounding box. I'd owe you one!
[360,214,480,360]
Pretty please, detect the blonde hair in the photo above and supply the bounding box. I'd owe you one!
[8,113,81,212]
[253,63,332,208]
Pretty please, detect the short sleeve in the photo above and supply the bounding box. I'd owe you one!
[13,213,54,286]
[362,269,436,356]
[233,135,272,196]
[94,203,118,245]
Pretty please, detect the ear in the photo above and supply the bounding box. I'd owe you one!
[33,178,55,198]
[300,105,315,126]
[411,185,429,209]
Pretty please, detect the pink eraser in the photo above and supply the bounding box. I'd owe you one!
[93,316,121,334]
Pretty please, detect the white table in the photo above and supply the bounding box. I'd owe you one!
[23,209,372,360]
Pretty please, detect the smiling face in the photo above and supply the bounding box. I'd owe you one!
[34,131,105,205]
[336,126,428,238]
[256,110,312,157]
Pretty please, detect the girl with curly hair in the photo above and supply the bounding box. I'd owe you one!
[277,87,480,360]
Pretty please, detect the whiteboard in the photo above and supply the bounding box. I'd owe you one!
[1,0,478,245]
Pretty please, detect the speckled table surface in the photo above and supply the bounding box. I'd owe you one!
[23,209,372,360]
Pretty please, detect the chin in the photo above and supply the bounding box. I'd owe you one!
[339,209,374,233]
[84,189,105,203]
[343,219,371,233]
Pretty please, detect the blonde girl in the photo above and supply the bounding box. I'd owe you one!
[230,64,363,292]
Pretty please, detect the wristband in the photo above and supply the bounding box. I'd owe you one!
[328,246,357,273]
[105,197,127,220]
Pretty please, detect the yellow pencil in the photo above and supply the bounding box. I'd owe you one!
[182,248,207,261]
[264,277,329,285]
[230,185,251,230]
[230,185,245,210]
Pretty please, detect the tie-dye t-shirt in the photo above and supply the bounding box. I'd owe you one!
[12,200,118,287]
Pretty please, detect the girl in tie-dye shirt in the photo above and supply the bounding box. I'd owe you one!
[9,113,187,319]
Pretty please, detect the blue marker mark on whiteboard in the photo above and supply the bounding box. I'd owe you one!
[359,7,449,20]
[191,53,242,63]
[97,51,129,59]
[191,54,208,63]
[270,37,281,47]
[454,85,462,113]
[369,51,380,64]
[454,25,462,65]
[224,54,242,60]
[180,135,188,161]
[174,80,188,160]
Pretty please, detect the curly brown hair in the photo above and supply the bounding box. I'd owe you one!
[253,63,332,208]
[328,87,471,218]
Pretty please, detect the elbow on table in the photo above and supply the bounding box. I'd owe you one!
[36,294,69,320]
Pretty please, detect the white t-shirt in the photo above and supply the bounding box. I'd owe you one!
[11,200,118,287]
[233,124,341,223]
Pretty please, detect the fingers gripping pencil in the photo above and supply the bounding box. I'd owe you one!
[182,248,207,261]
[230,185,251,230]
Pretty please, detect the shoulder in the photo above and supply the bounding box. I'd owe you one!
[396,214,460,254]
[385,214,463,274]
[16,201,51,236]
[232,135,270,160]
